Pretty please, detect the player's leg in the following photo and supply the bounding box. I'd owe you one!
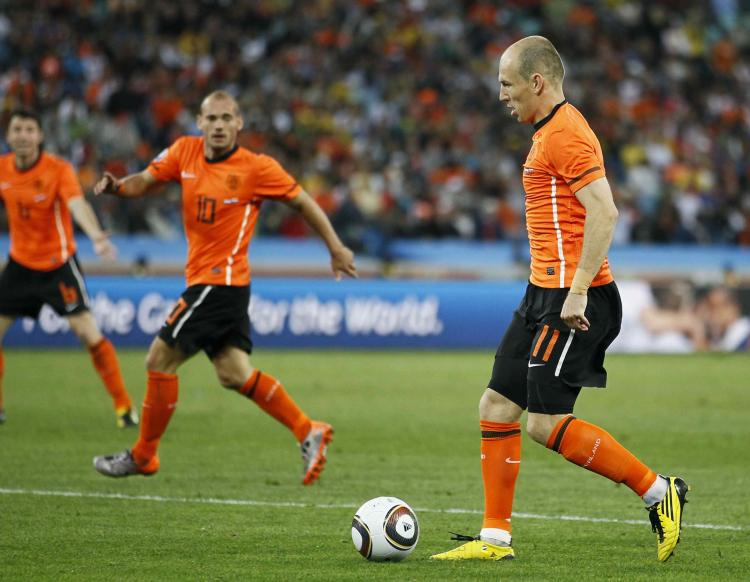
[93,336,188,477]
[211,345,312,442]
[432,292,537,561]
[131,337,187,466]
[67,311,136,427]
[529,408,687,561]
[0,257,43,425]
[46,255,136,426]
[211,345,332,485]
[525,282,658,495]
[526,411,659,498]
[94,284,238,478]
[526,282,688,561]
[477,388,523,546]
[0,315,15,424]
[93,283,201,478]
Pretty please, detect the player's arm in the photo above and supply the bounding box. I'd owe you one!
[67,197,117,261]
[561,177,619,331]
[283,189,357,280]
[94,169,158,198]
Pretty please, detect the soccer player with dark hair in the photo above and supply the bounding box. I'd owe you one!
[92,91,357,485]
[431,36,689,562]
[0,110,137,427]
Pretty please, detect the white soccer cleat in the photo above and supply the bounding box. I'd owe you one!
[300,421,333,485]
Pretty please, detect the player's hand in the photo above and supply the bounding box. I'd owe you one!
[93,235,117,261]
[561,292,590,331]
[94,172,121,196]
[330,246,357,281]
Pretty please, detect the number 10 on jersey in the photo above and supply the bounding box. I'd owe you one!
[197,195,216,224]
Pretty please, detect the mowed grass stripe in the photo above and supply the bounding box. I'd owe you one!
[1,487,745,532]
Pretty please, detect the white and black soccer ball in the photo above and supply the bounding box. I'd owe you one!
[351,496,419,562]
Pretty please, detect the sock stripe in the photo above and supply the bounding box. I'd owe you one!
[481,429,522,439]
[550,415,576,452]
[242,370,263,399]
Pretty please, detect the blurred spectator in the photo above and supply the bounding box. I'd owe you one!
[611,280,707,353]
[613,279,750,353]
[1,1,749,252]
[696,286,750,351]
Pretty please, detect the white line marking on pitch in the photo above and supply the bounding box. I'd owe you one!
[0,487,745,532]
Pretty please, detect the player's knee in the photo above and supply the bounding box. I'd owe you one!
[216,369,242,391]
[478,390,495,417]
[144,350,161,372]
[479,388,521,422]
[145,346,176,373]
[68,314,101,346]
[526,415,556,445]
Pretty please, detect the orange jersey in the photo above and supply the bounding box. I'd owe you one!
[522,101,613,288]
[0,152,83,271]
[147,137,301,286]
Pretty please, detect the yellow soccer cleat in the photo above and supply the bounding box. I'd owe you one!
[430,535,514,561]
[648,476,690,562]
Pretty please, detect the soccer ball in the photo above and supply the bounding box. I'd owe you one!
[351,496,419,561]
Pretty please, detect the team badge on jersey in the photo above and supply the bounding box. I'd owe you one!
[226,174,240,190]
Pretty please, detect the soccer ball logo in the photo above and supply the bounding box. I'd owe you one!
[351,496,419,561]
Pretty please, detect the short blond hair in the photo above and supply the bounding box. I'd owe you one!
[200,91,240,115]
[515,36,565,83]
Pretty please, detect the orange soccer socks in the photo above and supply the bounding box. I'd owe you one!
[88,338,132,413]
[546,416,657,497]
[239,370,311,443]
[131,371,178,469]
[480,420,522,543]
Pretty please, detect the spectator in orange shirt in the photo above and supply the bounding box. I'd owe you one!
[92,91,356,485]
[0,110,137,428]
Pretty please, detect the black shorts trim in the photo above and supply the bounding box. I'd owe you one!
[158,284,253,358]
[0,255,90,318]
[488,282,622,414]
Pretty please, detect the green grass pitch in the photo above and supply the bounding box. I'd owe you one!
[1,349,748,580]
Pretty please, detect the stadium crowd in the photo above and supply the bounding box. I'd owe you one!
[1,0,750,255]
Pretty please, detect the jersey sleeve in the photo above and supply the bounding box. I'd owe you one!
[58,161,85,202]
[147,138,184,182]
[546,127,605,194]
[254,154,301,200]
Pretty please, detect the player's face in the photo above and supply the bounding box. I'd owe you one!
[6,116,43,158]
[197,98,243,155]
[498,56,535,124]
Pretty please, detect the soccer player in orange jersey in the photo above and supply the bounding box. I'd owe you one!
[0,110,137,428]
[431,37,689,563]
[92,91,357,485]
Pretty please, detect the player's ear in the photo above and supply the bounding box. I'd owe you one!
[531,73,544,95]
[196,113,204,131]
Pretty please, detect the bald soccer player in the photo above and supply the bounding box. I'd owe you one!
[431,37,688,563]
